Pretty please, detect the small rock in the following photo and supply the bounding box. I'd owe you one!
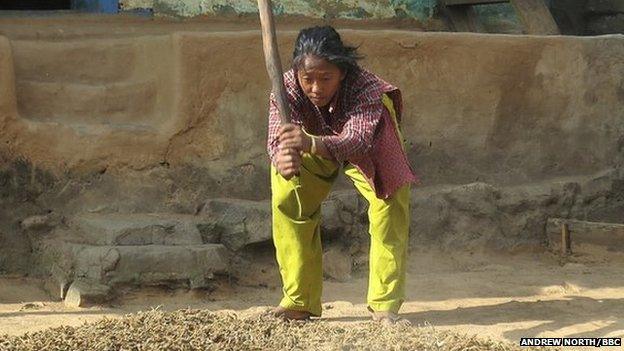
[20,302,45,311]
[64,280,111,308]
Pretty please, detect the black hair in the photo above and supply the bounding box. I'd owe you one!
[292,26,363,73]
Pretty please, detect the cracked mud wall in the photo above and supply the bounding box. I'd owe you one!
[0,31,623,274]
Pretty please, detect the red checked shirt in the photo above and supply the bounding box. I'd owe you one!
[267,67,418,199]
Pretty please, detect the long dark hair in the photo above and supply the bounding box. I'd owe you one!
[292,26,363,73]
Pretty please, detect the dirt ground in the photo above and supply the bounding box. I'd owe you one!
[1,245,623,347]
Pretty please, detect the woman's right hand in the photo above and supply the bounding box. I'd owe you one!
[275,145,301,180]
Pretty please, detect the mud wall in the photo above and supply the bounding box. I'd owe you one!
[0,36,32,274]
[0,36,16,126]
[1,31,623,272]
[3,31,624,199]
[6,31,622,202]
[170,30,624,187]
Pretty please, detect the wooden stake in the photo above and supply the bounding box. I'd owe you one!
[561,222,570,256]
[258,0,291,124]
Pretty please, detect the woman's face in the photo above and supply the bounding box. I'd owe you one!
[296,55,346,108]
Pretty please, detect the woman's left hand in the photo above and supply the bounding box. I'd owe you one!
[278,123,312,154]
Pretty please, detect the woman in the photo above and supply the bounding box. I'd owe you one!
[267,26,418,323]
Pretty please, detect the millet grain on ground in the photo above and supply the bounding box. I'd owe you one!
[0,309,553,351]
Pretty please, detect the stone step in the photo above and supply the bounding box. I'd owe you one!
[37,240,229,291]
[198,194,365,251]
[17,79,157,124]
[66,213,219,246]
[11,38,138,83]
[199,198,272,251]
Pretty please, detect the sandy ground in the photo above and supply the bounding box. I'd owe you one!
[1,244,623,348]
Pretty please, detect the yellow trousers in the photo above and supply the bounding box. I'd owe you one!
[270,154,410,316]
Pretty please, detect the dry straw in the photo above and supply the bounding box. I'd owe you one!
[0,309,554,351]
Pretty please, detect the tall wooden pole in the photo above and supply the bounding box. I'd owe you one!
[258,0,291,124]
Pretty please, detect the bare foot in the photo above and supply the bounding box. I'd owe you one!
[272,306,312,321]
[367,306,411,326]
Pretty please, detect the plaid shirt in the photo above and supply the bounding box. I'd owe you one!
[267,67,418,199]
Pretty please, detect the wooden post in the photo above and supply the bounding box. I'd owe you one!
[509,0,560,35]
[257,0,291,124]
[561,222,570,256]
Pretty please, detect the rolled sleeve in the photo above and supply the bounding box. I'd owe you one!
[321,99,383,162]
